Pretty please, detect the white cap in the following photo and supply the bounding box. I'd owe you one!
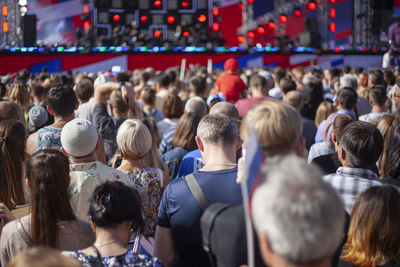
[61,118,98,157]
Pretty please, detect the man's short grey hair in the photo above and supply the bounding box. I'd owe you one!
[197,114,238,145]
[185,96,208,117]
[252,155,345,264]
[340,74,358,91]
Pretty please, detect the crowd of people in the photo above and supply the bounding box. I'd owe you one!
[0,58,398,267]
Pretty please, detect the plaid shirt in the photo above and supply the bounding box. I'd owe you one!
[323,167,382,213]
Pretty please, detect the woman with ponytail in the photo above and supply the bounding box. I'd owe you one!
[0,119,26,209]
[0,149,95,266]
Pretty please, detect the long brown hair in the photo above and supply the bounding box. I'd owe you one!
[377,115,398,178]
[0,119,26,208]
[26,149,75,248]
[172,112,201,150]
[341,186,400,267]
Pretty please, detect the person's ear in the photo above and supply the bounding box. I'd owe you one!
[75,101,79,111]
[46,105,55,116]
[90,221,96,232]
[331,132,337,143]
[338,146,346,162]
[258,234,273,266]
[195,136,204,152]
[236,137,242,151]
[61,147,68,157]
[369,99,374,106]
[296,137,306,157]
[25,179,31,191]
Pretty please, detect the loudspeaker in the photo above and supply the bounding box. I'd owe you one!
[305,18,321,48]
[22,15,37,47]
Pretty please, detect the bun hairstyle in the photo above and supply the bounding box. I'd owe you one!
[88,181,144,233]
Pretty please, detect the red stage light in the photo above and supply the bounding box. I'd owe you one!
[334,47,341,52]
[154,30,161,38]
[247,0,254,4]
[113,14,120,23]
[167,16,175,23]
[83,5,89,14]
[330,8,336,18]
[183,31,190,37]
[182,1,189,7]
[212,22,219,31]
[330,22,336,32]
[3,22,8,33]
[198,14,207,23]
[294,8,301,17]
[212,7,219,16]
[238,35,245,43]
[257,26,264,34]
[279,14,287,23]
[307,1,317,11]
[247,31,255,39]
[330,0,336,3]
[154,0,162,7]
[2,6,7,16]
[140,15,148,23]
[371,48,377,52]
[239,3,244,8]
[267,20,276,29]
[84,21,89,30]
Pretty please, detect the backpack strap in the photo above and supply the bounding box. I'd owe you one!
[16,219,32,246]
[184,174,210,211]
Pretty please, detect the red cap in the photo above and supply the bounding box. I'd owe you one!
[224,58,240,71]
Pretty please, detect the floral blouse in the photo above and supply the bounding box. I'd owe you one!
[122,168,163,238]
[63,250,162,267]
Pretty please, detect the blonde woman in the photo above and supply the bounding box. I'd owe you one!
[116,119,165,238]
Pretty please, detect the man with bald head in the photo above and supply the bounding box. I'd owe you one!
[284,90,316,151]
[176,101,241,178]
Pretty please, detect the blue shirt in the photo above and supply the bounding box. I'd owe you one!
[157,167,242,267]
[158,127,175,155]
[176,149,204,178]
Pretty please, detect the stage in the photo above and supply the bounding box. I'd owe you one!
[0,46,385,74]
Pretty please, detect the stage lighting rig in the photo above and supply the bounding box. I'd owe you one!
[306,1,317,11]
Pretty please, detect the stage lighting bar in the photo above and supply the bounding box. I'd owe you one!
[267,20,276,29]
[279,14,287,23]
[3,22,8,33]
[294,8,301,17]
[330,22,336,32]
[330,8,335,18]
[212,22,219,31]
[257,26,264,34]
[2,6,7,16]
[306,1,317,11]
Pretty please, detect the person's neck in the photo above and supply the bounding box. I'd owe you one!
[200,145,237,172]
[270,257,331,267]
[372,105,386,113]
[92,228,129,257]
[78,98,89,105]
[52,114,75,127]
[143,104,154,113]
[112,110,127,119]
[252,91,266,98]
[32,97,44,106]
[70,154,97,164]
[118,157,145,171]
